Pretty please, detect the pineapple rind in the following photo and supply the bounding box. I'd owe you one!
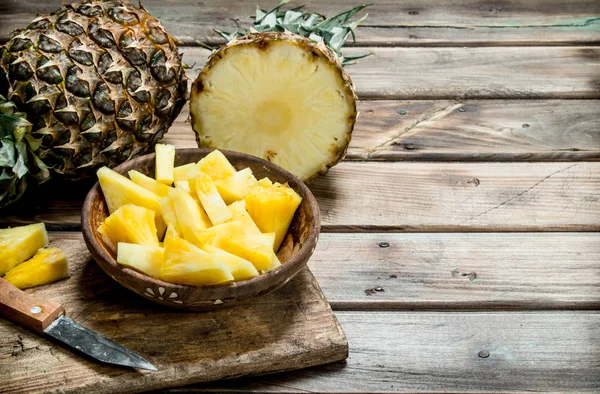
[0,222,48,276]
[4,247,69,289]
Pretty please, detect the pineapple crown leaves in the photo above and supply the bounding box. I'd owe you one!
[0,95,50,208]
[214,1,370,65]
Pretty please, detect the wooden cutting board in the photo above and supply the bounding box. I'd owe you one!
[0,233,348,394]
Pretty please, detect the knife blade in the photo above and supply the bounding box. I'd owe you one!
[0,277,156,371]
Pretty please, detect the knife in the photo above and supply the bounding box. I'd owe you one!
[0,277,156,371]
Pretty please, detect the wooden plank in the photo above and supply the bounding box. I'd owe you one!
[178,311,600,393]
[2,162,599,231]
[0,233,347,394]
[1,0,599,46]
[164,100,600,161]
[42,232,600,310]
[179,46,600,99]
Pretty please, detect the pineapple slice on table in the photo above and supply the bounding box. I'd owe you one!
[3,247,69,289]
[190,172,232,225]
[187,150,236,181]
[173,163,195,182]
[98,204,159,247]
[227,200,261,234]
[161,238,233,286]
[219,232,280,272]
[0,223,48,276]
[128,170,172,198]
[203,245,259,281]
[155,144,176,185]
[245,180,302,251]
[215,168,257,205]
[168,188,212,244]
[117,243,164,279]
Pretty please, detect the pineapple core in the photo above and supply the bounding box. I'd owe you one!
[4,247,69,289]
[0,223,48,276]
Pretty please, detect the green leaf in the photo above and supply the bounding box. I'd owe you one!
[0,138,16,167]
[13,140,29,179]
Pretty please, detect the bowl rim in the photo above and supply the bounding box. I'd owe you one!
[81,148,321,293]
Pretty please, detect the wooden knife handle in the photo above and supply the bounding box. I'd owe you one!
[0,277,66,334]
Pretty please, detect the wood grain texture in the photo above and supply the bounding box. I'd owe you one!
[0,233,347,394]
[42,232,600,310]
[180,46,600,99]
[2,162,598,231]
[1,0,599,46]
[178,311,600,393]
[164,100,600,161]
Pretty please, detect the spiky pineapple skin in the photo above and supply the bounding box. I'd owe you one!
[0,0,187,179]
[190,32,357,182]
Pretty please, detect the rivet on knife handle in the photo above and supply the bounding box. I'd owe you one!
[0,277,65,334]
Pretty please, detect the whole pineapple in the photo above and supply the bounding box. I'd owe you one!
[0,0,187,208]
[190,2,367,182]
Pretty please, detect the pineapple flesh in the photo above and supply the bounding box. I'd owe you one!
[219,232,279,271]
[0,223,49,276]
[117,242,163,278]
[129,170,172,197]
[173,163,195,182]
[203,244,258,281]
[155,144,175,185]
[190,33,356,181]
[168,188,212,243]
[98,204,159,246]
[227,200,261,234]
[215,168,257,205]
[3,247,69,289]
[190,172,232,225]
[98,166,161,213]
[188,150,236,181]
[161,238,233,286]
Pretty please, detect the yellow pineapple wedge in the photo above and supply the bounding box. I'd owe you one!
[0,223,48,276]
[3,247,69,289]
[174,180,192,194]
[190,172,232,225]
[173,163,195,182]
[194,220,246,248]
[163,225,179,243]
[245,180,302,250]
[159,197,182,238]
[161,238,233,286]
[155,144,176,185]
[98,204,159,247]
[168,188,212,244]
[97,167,161,213]
[187,150,236,181]
[219,232,279,271]
[215,168,257,205]
[128,170,172,198]
[117,243,164,278]
[203,244,259,281]
[227,200,261,234]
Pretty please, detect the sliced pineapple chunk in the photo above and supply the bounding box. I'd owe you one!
[117,243,164,278]
[3,247,69,289]
[174,180,191,194]
[173,163,195,182]
[0,223,48,276]
[190,172,232,225]
[161,238,233,286]
[155,144,176,185]
[187,150,236,181]
[129,170,172,198]
[227,200,261,234]
[168,188,212,244]
[219,232,278,271]
[215,168,257,205]
[98,204,159,247]
[159,197,182,238]
[97,166,161,213]
[194,220,246,248]
[163,225,179,243]
[203,244,259,281]
[245,180,302,251]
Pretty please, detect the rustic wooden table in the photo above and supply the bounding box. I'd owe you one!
[1,0,600,392]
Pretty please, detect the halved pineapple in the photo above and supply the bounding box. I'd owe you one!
[117,243,164,278]
[245,180,302,251]
[129,170,172,198]
[190,172,232,225]
[155,144,176,185]
[215,168,257,205]
[173,163,195,182]
[3,247,69,289]
[168,188,212,243]
[0,223,48,275]
[98,204,159,247]
[227,200,261,234]
[187,150,236,181]
[190,33,356,181]
[203,244,259,281]
[161,238,233,286]
[219,232,279,271]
